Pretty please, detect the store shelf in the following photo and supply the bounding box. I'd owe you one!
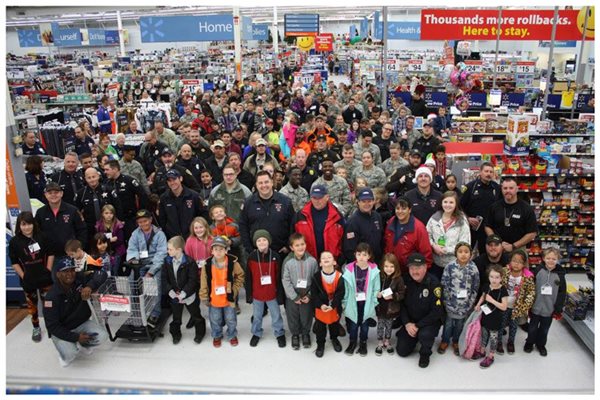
[544,153,594,156]
[563,311,595,354]
[538,223,595,227]
[533,205,580,210]
[529,134,594,138]
[503,173,594,178]
[519,188,592,193]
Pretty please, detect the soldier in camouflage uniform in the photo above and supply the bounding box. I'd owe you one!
[278,167,310,213]
[333,144,362,178]
[352,130,382,165]
[310,160,351,217]
[352,150,388,189]
[119,145,150,194]
[380,143,409,178]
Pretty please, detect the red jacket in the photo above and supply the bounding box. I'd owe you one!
[384,215,433,274]
[294,201,344,260]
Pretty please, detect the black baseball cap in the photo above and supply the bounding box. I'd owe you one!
[166,169,182,179]
[53,256,76,273]
[409,149,422,157]
[135,209,152,220]
[44,182,63,192]
[407,253,427,267]
[486,234,502,245]
[161,147,173,156]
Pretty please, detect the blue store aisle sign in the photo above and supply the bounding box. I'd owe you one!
[576,94,592,110]
[242,16,253,40]
[55,28,82,47]
[387,91,413,109]
[140,15,235,42]
[284,14,320,36]
[360,18,368,38]
[374,11,382,40]
[252,24,269,41]
[425,92,448,108]
[387,22,421,40]
[501,93,525,107]
[546,94,563,110]
[105,30,120,44]
[466,92,487,108]
[88,29,107,46]
[17,29,42,47]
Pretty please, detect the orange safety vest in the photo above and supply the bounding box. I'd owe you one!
[315,271,341,324]
[210,260,229,308]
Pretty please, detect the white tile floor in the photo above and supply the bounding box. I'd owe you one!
[6,283,595,394]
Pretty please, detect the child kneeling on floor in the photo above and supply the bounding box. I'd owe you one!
[200,236,244,348]
[525,247,566,356]
[472,264,508,368]
[375,253,405,356]
[439,242,480,356]
[312,251,345,358]
[282,233,318,350]
[162,236,206,345]
[342,242,380,357]
[245,229,286,348]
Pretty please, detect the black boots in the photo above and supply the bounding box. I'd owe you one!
[169,323,182,345]
[194,317,206,344]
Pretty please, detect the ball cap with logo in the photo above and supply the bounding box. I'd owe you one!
[407,253,427,267]
[486,234,503,245]
[310,184,328,199]
[53,256,76,273]
[44,182,63,192]
[166,169,182,179]
[135,209,153,220]
[357,188,375,201]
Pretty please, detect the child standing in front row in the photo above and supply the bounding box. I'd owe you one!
[312,251,345,358]
[497,249,535,355]
[375,253,405,356]
[472,264,508,369]
[525,248,567,356]
[342,242,380,357]
[439,242,480,356]
[282,233,319,350]
[200,236,245,348]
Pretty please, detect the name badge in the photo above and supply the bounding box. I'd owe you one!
[215,286,226,295]
[480,304,492,315]
[197,260,206,268]
[260,275,272,286]
[356,292,367,302]
[457,289,468,299]
[105,233,113,240]
[28,242,41,252]
[381,288,393,297]
[139,251,149,259]
[541,285,553,296]
[296,279,308,289]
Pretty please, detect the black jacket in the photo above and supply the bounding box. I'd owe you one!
[412,135,441,159]
[8,232,54,292]
[158,187,208,239]
[385,164,418,195]
[400,273,444,328]
[239,192,295,254]
[404,187,443,226]
[311,269,345,317]
[151,164,202,196]
[342,209,384,263]
[43,269,107,343]
[75,184,112,229]
[532,263,567,314]
[161,255,199,299]
[460,178,502,222]
[49,169,85,206]
[35,202,87,257]
[103,173,148,221]
[176,157,206,183]
[205,155,229,185]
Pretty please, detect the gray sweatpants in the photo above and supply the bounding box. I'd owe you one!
[285,298,314,336]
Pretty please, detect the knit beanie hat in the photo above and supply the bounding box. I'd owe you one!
[253,229,272,245]
[412,164,433,184]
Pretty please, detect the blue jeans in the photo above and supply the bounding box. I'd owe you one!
[346,301,370,342]
[51,320,109,365]
[251,299,284,338]
[139,265,162,319]
[208,305,237,340]
[526,313,553,347]
[441,316,466,344]
[498,308,518,343]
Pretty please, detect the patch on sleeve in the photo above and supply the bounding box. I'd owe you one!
[346,232,355,239]
[461,185,468,193]
[434,287,442,299]
[436,299,441,306]
[44,301,53,308]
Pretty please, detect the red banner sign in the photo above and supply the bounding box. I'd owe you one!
[421,9,590,40]
[315,33,334,52]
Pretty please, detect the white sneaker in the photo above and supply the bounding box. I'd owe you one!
[58,355,72,368]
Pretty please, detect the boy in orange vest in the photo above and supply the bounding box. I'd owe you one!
[311,251,345,357]
[200,236,245,347]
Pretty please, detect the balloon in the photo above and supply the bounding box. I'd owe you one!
[450,69,460,86]
[457,61,466,71]
[442,64,455,80]
[350,36,362,45]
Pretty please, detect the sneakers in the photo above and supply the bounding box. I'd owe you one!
[452,343,460,356]
[213,337,222,348]
[358,341,368,356]
[479,356,494,368]
[524,342,534,353]
[375,345,384,356]
[345,341,357,355]
[291,335,300,350]
[470,350,485,361]
[387,345,395,355]
[418,354,430,368]
[496,342,505,355]
[331,338,342,352]
[250,335,260,347]
[229,337,239,347]
[32,327,42,343]
[437,342,449,354]
[315,344,325,358]
[301,334,311,348]
[277,335,286,348]
[507,341,515,354]
[537,345,548,357]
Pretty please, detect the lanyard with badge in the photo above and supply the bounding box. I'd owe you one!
[354,266,367,302]
[541,270,553,296]
[214,257,228,295]
[480,288,501,315]
[140,230,155,259]
[27,238,41,258]
[258,250,273,286]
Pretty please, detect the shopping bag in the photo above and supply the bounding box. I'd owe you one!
[458,309,482,359]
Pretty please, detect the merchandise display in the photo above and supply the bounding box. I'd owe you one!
[4,4,596,395]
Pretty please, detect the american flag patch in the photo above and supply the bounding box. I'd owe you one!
[44,301,52,308]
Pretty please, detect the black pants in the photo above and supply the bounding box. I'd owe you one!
[314,319,340,345]
[471,228,486,256]
[526,313,553,347]
[170,296,202,333]
[396,323,441,357]
[430,264,445,281]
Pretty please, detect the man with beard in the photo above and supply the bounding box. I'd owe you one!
[151,148,202,196]
[175,144,206,183]
[385,149,422,196]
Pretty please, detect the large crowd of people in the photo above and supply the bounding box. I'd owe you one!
[11,65,566,370]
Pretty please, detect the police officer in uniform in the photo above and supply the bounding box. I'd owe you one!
[306,135,341,174]
[102,160,148,239]
[396,253,444,368]
[460,162,501,255]
[151,148,202,196]
[75,168,111,247]
[49,152,85,206]
[140,131,168,175]
[158,169,209,240]
[385,149,421,196]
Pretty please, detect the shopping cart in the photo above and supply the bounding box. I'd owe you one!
[87,276,161,342]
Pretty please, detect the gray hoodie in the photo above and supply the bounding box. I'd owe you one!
[281,252,319,301]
